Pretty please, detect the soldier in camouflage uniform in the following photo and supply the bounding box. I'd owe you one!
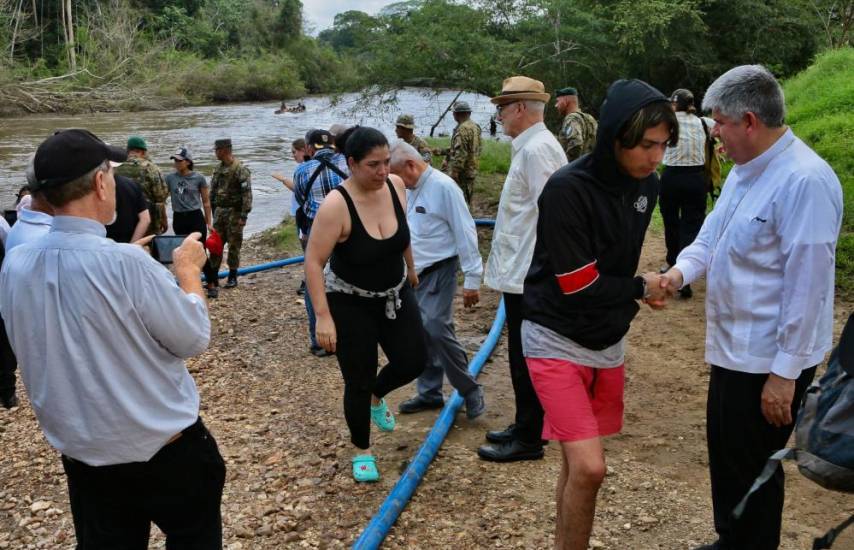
[440,102,481,204]
[554,87,598,162]
[394,114,433,164]
[114,136,169,235]
[210,138,252,288]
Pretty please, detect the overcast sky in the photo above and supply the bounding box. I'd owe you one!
[303,0,399,34]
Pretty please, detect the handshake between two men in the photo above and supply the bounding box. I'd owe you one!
[639,268,684,310]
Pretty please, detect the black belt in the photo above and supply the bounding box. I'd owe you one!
[419,256,458,279]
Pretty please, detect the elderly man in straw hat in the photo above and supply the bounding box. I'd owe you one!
[478,76,567,463]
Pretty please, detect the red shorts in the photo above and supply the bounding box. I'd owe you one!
[527,358,625,442]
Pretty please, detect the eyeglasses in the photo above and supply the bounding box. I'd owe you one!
[495,101,520,115]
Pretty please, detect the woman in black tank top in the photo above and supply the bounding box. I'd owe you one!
[303,127,427,483]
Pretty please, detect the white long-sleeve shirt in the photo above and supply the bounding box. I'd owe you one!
[0,216,209,466]
[484,122,567,294]
[675,128,842,379]
[407,166,482,289]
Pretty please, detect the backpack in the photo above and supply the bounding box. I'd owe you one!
[700,118,722,200]
[733,312,854,549]
[295,156,347,235]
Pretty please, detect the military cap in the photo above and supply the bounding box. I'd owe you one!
[214,138,232,149]
[126,135,148,151]
[395,114,416,129]
[556,87,578,97]
[31,129,126,191]
[453,101,472,113]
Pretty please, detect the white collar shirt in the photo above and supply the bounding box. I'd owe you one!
[4,207,51,252]
[0,216,210,466]
[406,166,482,289]
[484,122,567,294]
[675,129,842,379]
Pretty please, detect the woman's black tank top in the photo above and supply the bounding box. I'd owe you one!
[329,180,410,292]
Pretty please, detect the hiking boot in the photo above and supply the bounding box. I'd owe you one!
[225,270,238,288]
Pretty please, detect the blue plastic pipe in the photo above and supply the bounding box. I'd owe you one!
[352,299,506,550]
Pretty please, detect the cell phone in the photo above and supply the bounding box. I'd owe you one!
[151,235,188,264]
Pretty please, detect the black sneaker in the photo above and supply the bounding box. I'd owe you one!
[225,270,238,288]
[464,386,486,419]
[207,286,219,299]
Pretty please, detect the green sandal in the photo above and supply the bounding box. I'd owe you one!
[352,454,380,482]
[370,399,396,432]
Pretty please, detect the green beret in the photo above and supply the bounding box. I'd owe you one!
[126,136,148,151]
[555,87,578,97]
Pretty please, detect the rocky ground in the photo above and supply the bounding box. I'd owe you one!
[1,221,852,549]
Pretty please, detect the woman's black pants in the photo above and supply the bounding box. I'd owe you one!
[660,165,707,267]
[173,210,218,285]
[328,285,427,449]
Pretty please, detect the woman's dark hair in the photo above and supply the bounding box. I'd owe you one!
[340,126,388,163]
[292,138,306,150]
[617,101,679,149]
[670,88,696,114]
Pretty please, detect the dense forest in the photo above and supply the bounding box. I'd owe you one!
[0,0,851,115]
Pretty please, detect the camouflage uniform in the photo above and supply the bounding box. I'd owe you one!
[114,156,168,235]
[210,159,252,271]
[446,119,482,203]
[558,110,598,162]
[402,134,433,164]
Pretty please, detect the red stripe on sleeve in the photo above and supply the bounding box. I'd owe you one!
[555,261,599,295]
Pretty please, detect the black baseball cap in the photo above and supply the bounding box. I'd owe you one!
[31,129,126,191]
[305,129,334,150]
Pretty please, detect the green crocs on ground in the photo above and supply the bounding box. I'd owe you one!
[370,398,396,432]
[352,454,380,483]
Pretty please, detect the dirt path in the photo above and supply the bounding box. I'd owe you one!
[0,231,852,549]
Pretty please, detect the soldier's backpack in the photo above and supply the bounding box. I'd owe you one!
[733,312,854,549]
[295,157,347,236]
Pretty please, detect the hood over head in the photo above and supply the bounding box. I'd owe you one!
[573,79,669,194]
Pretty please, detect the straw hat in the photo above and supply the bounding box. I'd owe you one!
[491,76,550,105]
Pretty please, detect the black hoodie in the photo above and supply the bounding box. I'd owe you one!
[521,79,668,351]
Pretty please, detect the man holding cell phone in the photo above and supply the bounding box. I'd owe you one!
[0,129,225,549]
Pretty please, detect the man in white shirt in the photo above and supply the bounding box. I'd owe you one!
[0,129,225,548]
[479,76,568,462]
[660,65,843,550]
[389,141,485,419]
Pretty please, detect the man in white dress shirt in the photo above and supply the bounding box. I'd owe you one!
[0,129,225,548]
[661,66,843,550]
[389,141,485,419]
[479,76,568,462]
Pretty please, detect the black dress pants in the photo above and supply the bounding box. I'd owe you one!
[0,315,16,402]
[61,418,226,550]
[660,165,707,267]
[707,365,816,550]
[328,285,427,449]
[173,210,218,284]
[503,293,544,444]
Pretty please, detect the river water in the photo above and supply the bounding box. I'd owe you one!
[0,88,499,236]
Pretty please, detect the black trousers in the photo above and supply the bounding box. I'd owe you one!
[328,285,427,449]
[61,418,226,550]
[503,293,544,444]
[173,210,218,285]
[660,165,707,267]
[707,365,816,550]
[0,314,16,401]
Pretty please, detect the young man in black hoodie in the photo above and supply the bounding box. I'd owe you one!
[521,79,677,550]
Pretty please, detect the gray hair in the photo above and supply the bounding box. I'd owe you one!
[41,160,110,208]
[702,65,786,127]
[523,100,546,113]
[389,140,425,167]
